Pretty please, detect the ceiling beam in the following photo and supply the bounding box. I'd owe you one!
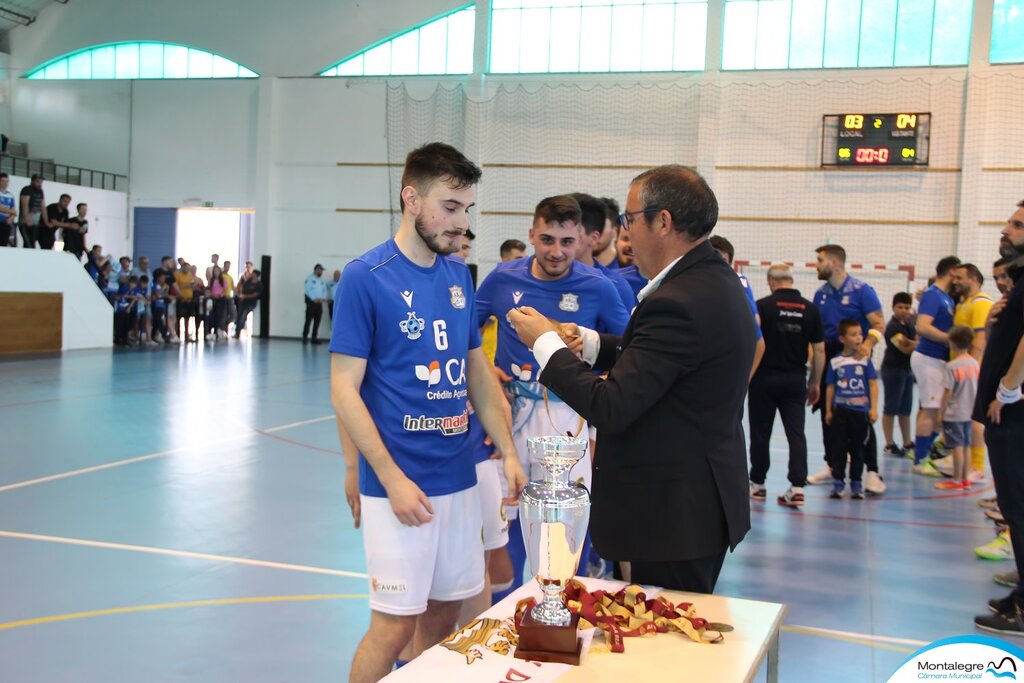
[0,5,35,25]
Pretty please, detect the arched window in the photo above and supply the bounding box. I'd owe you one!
[320,5,475,76]
[25,42,259,79]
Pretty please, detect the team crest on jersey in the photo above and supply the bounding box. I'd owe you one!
[559,293,580,312]
[400,311,426,340]
[842,296,850,305]
[855,366,863,376]
[512,291,524,305]
[450,285,466,309]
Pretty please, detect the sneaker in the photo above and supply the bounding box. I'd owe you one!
[807,465,834,485]
[975,604,1024,636]
[990,592,1017,614]
[778,487,805,507]
[994,571,1020,589]
[864,471,886,496]
[986,509,1007,524]
[935,479,968,490]
[204,333,214,341]
[979,497,1000,510]
[883,444,905,458]
[912,460,943,477]
[829,479,845,499]
[931,455,954,477]
[968,469,988,485]
[146,340,160,347]
[749,483,766,501]
[930,439,952,460]
[976,531,1015,560]
[850,480,864,499]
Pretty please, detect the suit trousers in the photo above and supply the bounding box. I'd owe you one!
[630,550,728,594]
[748,369,808,487]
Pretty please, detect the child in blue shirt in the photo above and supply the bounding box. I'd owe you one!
[825,319,879,499]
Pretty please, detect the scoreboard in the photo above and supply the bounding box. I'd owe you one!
[821,113,930,166]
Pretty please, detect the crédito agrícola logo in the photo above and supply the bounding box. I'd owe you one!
[887,635,1024,682]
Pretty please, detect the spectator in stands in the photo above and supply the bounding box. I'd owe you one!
[190,264,207,336]
[132,275,155,345]
[205,254,220,282]
[326,269,341,322]
[63,202,89,261]
[174,261,197,342]
[85,244,107,285]
[303,263,326,345]
[151,272,171,343]
[131,256,152,282]
[0,173,17,247]
[44,194,73,251]
[113,275,140,345]
[205,266,228,341]
[18,174,47,249]
[100,260,115,297]
[881,292,918,457]
[153,256,177,341]
[499,239,526,261]
[593,197,619,267]
[234,268,262,338]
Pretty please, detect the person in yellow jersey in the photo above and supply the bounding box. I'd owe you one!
[933,263,994,483]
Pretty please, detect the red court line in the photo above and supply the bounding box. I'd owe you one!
[753,507,993,531]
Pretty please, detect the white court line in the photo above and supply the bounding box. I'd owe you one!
[0,414,336,494]
[786,624,929,647]
[0,530,368,579]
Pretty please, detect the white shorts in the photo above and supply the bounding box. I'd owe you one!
[476,459,509,551]
[498,397,591,521]
[360,487,484,616]
[911,351,946,409]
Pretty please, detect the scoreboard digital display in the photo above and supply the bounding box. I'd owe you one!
[821,113,930,167]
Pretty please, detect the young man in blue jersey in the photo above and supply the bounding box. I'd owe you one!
[330,143,525,683]
[608,211,649,297]
[475,194,630,595]
[910,255,961,476]
[571,192,636,311]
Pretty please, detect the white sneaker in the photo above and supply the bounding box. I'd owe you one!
[204,333,214,341]
[147,340,160,347]
[807,465,834,485]
[218,330,228,340]
[864,471,886,496]
[931,455,954,477]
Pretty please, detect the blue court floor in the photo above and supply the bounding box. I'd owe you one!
[0,341,1014,682]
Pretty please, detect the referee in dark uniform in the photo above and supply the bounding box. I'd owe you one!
[748,264,825,507]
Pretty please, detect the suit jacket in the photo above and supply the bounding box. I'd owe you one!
[540,239,755,562]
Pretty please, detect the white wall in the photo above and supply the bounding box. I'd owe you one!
[0,247,112,351]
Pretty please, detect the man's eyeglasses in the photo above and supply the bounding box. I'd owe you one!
[617,208,661,231]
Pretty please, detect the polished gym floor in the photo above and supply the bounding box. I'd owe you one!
[0,341,1011,682]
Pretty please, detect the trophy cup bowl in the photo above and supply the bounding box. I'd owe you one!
[514,435,591,665]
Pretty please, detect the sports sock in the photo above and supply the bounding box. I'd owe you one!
[914,434,936,464]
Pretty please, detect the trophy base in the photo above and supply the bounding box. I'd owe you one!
[514,610,583,666]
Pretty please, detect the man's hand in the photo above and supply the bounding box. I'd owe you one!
[988,399,1004,425]
[854,341,873,360]
[508,306,558,349]
[502,454,528,506]
[344,468,361,529]
[987,297,1008,328]
[825,411,833,425]
[557,322,584,356]
[806,384,820,406]
[384,475,434,526]
[869,408,878,423]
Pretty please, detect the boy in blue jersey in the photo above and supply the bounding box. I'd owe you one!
[330,142,524,683]
[825,319,879,499]
[910,256,960,475]
[475,194,629,594]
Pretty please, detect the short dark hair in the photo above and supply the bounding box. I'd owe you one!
[569,192,606,236]
[464,228,476,241]
[161,255,172,263]
[399,142,482,211]
[935,255,961,278]
[709,235,735,264]
[534,195,581,225]
[838,319,861,337]
[140,275,149,283]
[252,269,261,276]
[995,256,1011,269]
[128,275,138,282]
[60,193,71,201]
[631,165,717,240]
[0,172,8,180]
[816,244,847,264]
[892,292,913,307]
[77,202,86,211]
[600,197,620,224]
[500,239,527,258]
[948,324,974,352]
[957,263,984,286]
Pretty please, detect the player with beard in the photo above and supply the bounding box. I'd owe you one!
[608,212,648,297]
[973,201,1024,635]
[571,192,636,311]
[593,196,620,267]
[331,142,525,683]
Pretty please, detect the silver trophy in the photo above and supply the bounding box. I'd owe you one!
[515,435,591,664]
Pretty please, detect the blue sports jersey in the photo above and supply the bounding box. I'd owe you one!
[113,284,132,313]
[916,285,955,360]
[737,273,764,341]
[129,285,146,313]
[813,275,883,343]
[0,190,14,223]
[826,354,877,413]
[594,261,636,312]
[329,240,482,498]
[475,256,629,384]
[616,264,648,299]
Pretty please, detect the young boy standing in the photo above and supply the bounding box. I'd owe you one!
[826,319,879,499]
[935,325,981,490]
[881,292,918,456]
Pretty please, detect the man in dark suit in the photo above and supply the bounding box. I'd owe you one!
[509,165,755,593]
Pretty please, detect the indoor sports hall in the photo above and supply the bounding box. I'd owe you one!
[1,1,1023,682]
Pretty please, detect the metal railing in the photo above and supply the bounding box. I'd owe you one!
[0,154,128,192]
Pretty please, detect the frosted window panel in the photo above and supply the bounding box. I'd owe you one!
[115,43,139,78]
[211,55,240,77]
[187,49,213,78]
[549,7,582,72]
[518,8,552,72]
[641,3,675,71]
[858,0,897,67]
[894,0,934,65]
[722,1,757,69]
[789,0,826,67]
[673,2,706,70]
[390,31,419,74]
[363,43,392,75]
[139,43,164,77]
[931,0,971,65]
[162,45,187,78]
[491,9,523,72]
[337,55,364,76]
[492,0,522,7]
[521,0,553,7]
[321,67,337,76]
[68,51,92,79]
[418,18,448,74]
[549,0,584,6]
[446,8,475,73]
[91,46,116,78]
[823,0,862,67]
[991,0,1024,62]
[755,0,791,69]
[238,66,257,77]
[579,6,612,70]
[44,60,68,79]
[610,4,643,71]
